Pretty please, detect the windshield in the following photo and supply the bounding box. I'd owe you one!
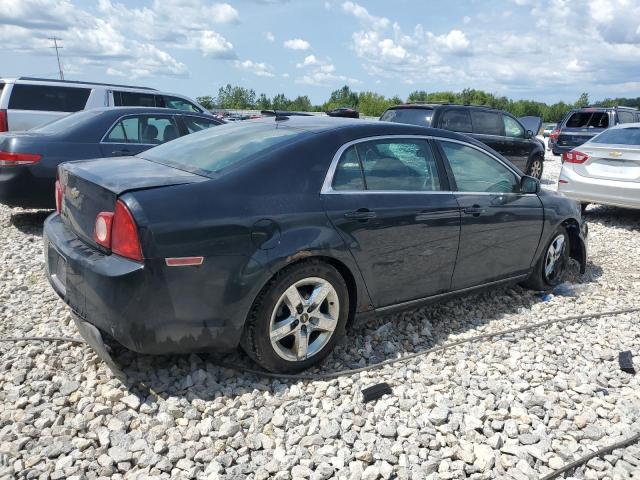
[31,110,102,134]
[591,127,640,145]
[380,108,433,127]
[140,121,308,175]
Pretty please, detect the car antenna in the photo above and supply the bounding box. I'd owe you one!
[274,109,289,121]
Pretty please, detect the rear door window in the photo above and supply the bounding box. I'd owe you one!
[332,146,365,191]
[440,109,472,133]
[617,111,635,124]
[104,115,179,144]
[470,110,504,136]
[380,108,433,127]
[113,91,157,107]
[565,111,609,128]
[8,84,90,112]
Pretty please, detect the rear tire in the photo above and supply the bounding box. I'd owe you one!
[240,260,349,373]
[522,227,570,291]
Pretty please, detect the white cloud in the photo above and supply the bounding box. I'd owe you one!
[283,38,311,50]
[234,59,275,77]
[198,31,235,58]
[433,29,471,55]
[265,31,275,42]
[342,1,389,29]
[296,55,318,68]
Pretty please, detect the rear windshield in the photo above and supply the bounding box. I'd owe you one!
[380,108,433,127]
[591,127,640,145]
[9,84,91,112]
[565,111,609,129]
[140,121,307,175]
[31,109,102,134]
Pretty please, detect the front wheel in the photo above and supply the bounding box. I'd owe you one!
[527,157,544,179]
[241,261,349,373]
[522,227,569,291]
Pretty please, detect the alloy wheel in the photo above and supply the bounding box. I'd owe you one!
[544,234,566,282]
[269,277,340,362]
[529,159,543,179]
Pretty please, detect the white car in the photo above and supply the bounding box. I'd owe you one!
[558,123,640,210]
[0,77,207,132]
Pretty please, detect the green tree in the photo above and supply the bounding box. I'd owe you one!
[196,96,215,110]
[575,92,590,108]
[289,95,312,111]
[256,93,271,110]
[271,93,290,110]
[407,90,429,103]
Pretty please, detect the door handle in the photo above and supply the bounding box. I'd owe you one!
[111,149,130,156]
[344,209,377,220]
[463,205,486,216]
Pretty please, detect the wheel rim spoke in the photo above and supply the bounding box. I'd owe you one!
[311,312,337,332]
[270,316,297,341]
[294,327,309,360]
[306,282,331,311]
[282,285,303,314]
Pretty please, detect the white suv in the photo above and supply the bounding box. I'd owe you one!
[0,77,208,131]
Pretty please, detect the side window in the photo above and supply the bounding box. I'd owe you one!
[182,116,220,133]
[439,141,518,193]
[440,109,472,133]
[357,140,441,191]
[617,111,635,124]
[162,95,201,112]
[470,110,504,136]
[8,84,90,112]
[503,115,525,138]
[332,146,365,191]
[105,115,179,144]
[113,91,157,107]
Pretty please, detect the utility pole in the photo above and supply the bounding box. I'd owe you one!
[49,37,64,80]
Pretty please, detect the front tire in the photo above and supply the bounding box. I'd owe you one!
[527,157,544,179]
[241,260,349,373]
[522,227,569,291]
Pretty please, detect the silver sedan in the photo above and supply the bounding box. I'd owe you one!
[558,123,640,210]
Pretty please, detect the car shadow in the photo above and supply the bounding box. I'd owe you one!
[9,210,52,236]
[108,258,604,403]
[584,204,640,231]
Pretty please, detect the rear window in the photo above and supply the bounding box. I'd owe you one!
[31,110,102,134]
[9,84,90,112]
[565,111,609,128]
[140,121,307,175]
[591,127,640,145]
[380,108,433,127]
[113,91,157,107]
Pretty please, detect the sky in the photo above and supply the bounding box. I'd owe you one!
[2,0,640,105]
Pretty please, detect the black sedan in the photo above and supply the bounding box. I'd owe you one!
[0,107,223,209]
[44,117,587,373]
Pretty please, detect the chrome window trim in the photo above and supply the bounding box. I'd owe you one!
[320,134,524,195]
[100,112,178,145]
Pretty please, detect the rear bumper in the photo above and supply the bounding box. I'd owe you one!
[558,167,640,209]
[0,166,55,208]
[43,213,262,355]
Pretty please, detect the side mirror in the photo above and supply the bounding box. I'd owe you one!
[525,129,534,139]
[520,175,540,194]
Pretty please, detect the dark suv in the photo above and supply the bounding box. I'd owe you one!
[380,104,545,178]
[552,106,640,155]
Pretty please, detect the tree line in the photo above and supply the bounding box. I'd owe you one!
[197,84,640,122]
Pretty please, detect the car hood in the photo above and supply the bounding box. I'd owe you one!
[518,116,542,135]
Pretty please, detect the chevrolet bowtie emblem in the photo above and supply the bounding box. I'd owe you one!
[610,151,623,158]
[70,187,80,199]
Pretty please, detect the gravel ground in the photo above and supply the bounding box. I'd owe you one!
[1,149,640,480]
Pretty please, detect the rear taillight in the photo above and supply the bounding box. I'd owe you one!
[550,128,560,140]
[0,150,41,167]
[562,150,589,164]
[55,179,63,214]
[0,110,7,132]
[93,200,143,261]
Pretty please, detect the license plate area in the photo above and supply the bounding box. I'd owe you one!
[47,243,67,296]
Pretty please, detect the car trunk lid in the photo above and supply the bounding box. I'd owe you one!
[558,110,610,148]
[59,157,207,248]
[518,116,542,136]
[574,145,640,182]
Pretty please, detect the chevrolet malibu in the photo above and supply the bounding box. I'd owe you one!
[44,117,587,373]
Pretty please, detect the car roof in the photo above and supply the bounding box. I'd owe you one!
[0,76,157,90]
[387,103,502,112]
[85,106,215,116]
